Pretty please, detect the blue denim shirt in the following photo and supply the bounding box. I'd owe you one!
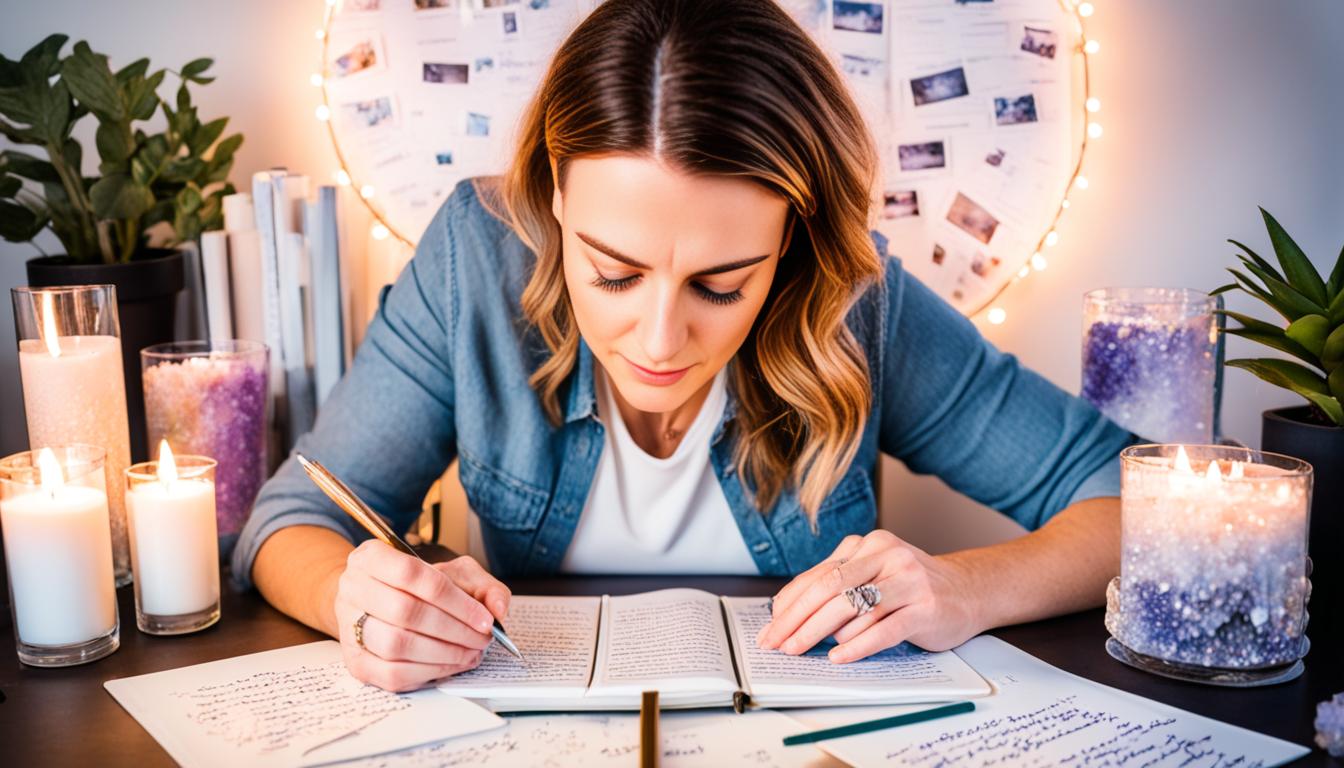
[231,178,1134,588]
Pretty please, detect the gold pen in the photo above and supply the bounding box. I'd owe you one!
[295,453,524,660]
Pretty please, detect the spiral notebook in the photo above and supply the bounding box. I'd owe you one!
[437,588,992,712]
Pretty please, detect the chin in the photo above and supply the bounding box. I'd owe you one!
[606,372,703,414]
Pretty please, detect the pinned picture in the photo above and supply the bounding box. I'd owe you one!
[503,11,519,34]
[897,140,947,172]
[932,243,946,265]
[910,67,969,106]
[415,0,454,10]
[340,97,395,130]
[994,94,1038,126]
[882,190,919,219]
[970,254,1002,277]
[474,56,495,73]
[946,192,999,244]
[435,151,455,166]
[483,0,520,6]
[841,54,884,80]
[985,148,1006,166]
[423,62,469,84]
[466,112,491,137]
[1021,26,1058,59]
[330,39,380,79]
[833,1,883,34]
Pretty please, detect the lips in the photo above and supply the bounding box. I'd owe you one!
[623,357,692,386]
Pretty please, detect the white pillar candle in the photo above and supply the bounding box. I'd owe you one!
[0,452,117,647]
[18,334,133,582]
[126,443,220,622]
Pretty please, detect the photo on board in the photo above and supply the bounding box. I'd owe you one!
[946,192,1000,245]
[1020,26,1058,59]
[994,94,1038,126]
[898,141,947,172]
[910,67,970,106]
[833,1,884,34]
[424,62,470,84]
[882,190,920,219]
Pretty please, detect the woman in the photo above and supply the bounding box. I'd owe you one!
[235,0,1134,692]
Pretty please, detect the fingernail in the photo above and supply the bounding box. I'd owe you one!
[478,617,491,633]
[829,648,848,663]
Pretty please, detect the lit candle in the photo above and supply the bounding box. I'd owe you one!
[0,445,119,666]
[125,441,221,635]
[1106,444,1312,681]
[14,288,133,586]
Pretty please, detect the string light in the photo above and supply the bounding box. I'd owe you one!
[312,0,1105,302]
[987,307,1008,325]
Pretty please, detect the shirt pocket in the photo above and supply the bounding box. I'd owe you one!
[458,451,549,531]
[775,467,878,570]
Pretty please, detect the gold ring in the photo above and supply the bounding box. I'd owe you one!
[354,612,370,650]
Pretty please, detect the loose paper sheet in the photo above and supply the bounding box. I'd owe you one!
[790,636,1311,768]
[104,641,504,768]
[331,709,827,768]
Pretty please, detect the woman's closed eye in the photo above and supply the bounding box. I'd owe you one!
[589,271,745,305]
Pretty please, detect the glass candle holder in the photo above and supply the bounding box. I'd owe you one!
[1105,444,1312,686]
[126,448,221,635]
[0,445,120,667]
[1081,288,1221,444]
[141,341,269,556]
[12,285,133,586]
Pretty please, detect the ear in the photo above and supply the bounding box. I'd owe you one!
[550,156,563,224]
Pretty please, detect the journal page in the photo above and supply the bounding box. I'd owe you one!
[722,596,992,706]
[437,595,602,702]
[587,589,740,707]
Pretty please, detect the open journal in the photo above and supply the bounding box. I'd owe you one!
[437,588,991,711]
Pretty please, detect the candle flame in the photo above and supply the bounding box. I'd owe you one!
[37,447,64,494]
[40,292,62,358]
[1204,459,1223,483]
[1174,445,1192,474]
[157,440,179,486]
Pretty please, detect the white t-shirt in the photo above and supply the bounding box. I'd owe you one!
[559,367,760,574]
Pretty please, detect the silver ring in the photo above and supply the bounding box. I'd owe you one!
[843,584,881,617]
[354,612,370,650]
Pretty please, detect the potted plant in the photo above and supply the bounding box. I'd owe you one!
[0,34,242,459]
[1214,207,1343,641]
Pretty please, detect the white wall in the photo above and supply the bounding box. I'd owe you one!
[2,1,1341,553]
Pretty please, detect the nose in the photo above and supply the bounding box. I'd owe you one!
[637,283,689,366]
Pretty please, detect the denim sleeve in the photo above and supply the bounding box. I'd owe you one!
[230,203,459,590]
[878,259,1135,530]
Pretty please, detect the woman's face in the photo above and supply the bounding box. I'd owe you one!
[553,154,791,415]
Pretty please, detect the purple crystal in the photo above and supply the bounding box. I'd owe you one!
[1317,694,1344,756]
[144,355,269,548]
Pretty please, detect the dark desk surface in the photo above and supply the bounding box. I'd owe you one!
[1,570,1339,767]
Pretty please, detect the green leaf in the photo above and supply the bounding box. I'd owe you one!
[1331,367,1344,405]
[1216,309,1285,336]
[160,156,204,184]
[61,42,125,120]
[88,172,153,220]
[1323,324,1344,370]
[1284,314,1330,358]
[0,174,19,198]
[115,57,150,84]
[1260,207,1329,307]
[0,197,47,241]
[1228,358,1344,424]
[1228,238,1285,284]
[127,69,165,122]
[1,150,60,183]
[1224,327,1318,366]
[1210,283,1239,296]
[188,116,228,157]
[1229,267,1323,321]
[130,134,169,186]
[95,120,134,172]
[1330,288,1344,326]
[1228,269,1296,321]
[180,58,213,81]
[1329,242,1344,302]
[19,34,68,82]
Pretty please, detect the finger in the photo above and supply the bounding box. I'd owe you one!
[830,607,913,664]
[340,569,493,650]
[769,531,899,622]
[344,648,480,693]
[435,557,512,621]
[776,592,861,655]
[351,541,496,634]
[759,552,884,650]
[358,613,486,666]
[770,535,865,614]
[832,575,906,644]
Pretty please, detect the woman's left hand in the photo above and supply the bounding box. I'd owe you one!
[756,530,980,663]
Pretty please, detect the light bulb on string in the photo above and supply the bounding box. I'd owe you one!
[1086,97,1101,112]
[314,28,326,40]
[360,184,375,199]
[1074,175,1090,191]
[1088,122,1104,138]
[1018,266,1031,278]
[310,73,324,87]
[1084,39,1101,54]
[1078,3,1095,17]
[334,169,351,186]
[371,224,390,241]
[314,104,331,122]
[1045,230,1060,248]
[1061,198,1071,209]
[1030,252,1048,271]
[987,307,1007,325]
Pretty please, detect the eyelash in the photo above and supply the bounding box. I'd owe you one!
[589,273,744,306]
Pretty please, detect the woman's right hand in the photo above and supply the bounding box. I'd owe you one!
[333,540,511,692]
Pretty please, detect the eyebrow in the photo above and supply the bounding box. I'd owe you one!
[576,232,771,276]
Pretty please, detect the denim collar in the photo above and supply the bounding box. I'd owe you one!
[563,341,739,442]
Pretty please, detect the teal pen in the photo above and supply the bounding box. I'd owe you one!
[781,700,976,746]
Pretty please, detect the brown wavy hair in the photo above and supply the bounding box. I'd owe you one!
[494,0,882,522]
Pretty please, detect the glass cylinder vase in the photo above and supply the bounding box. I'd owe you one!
[1081,288,1221,444]
[0,445,120,667]
[141,341,269,556]
[1105,444,1312,686]
[12,285,133,586]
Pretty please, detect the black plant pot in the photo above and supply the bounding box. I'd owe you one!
[26,249,185,463]
[1261,406,1344,647]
